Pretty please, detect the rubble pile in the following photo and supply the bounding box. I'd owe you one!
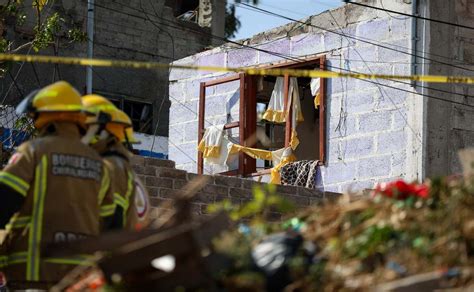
[213,176,474,291]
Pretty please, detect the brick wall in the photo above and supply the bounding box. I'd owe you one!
[168,2,420,193]
[131,156,339,220]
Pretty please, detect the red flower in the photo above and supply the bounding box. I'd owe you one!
[373,179,429,200]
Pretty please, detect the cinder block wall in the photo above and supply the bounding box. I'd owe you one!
[169,3,421,193]
[131,156,338,220]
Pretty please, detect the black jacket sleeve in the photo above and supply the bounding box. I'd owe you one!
[0,184,25,228]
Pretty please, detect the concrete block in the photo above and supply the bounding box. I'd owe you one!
[358,155,392,179]
[323,161,358,184]
[340,179,376,193]
[328,74,358,94]
[229,187,253,199]
[377,130,406,154]
[375,87,409,109]
[169,101,198,124]
[345,45,378,63]
[205,95,227,116]
[290,33,324,56]
[393,63,410,75]
[227,49,257,67]
[169,82,184,100]
[346,89,377,114]
[359,111,392,133]
[340,136,375,159]
[184,121,199,142]
[132,165,157,176]
[184,81,202,101]
[329,115,358,139]
[215,80,240,95]
[168,142,197,165]
[259,38,291,63]
[327,140,342,163]
[197,52,226,68]
[168,123,185,144]
[356,20,390,43]
[392,108,408,130]
[378,39,410,62]
[324,27,356,51]
[391,151,407,177]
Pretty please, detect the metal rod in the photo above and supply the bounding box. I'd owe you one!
[86,0,95,94]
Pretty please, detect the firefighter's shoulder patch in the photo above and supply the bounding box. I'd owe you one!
[134,180,148,220]
[7,152,22,165]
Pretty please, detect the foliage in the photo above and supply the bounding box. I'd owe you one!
[225,0,259,38]
[212,177,474,290]
[32,12,62,52]
[208,183,295,224]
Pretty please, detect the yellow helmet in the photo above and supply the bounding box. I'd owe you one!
[16,81,86,129]
[125,127,140,144]
[82,94,134,142]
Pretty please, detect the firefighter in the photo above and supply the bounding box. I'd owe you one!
[0,81,116,289]
[82,94,150,231]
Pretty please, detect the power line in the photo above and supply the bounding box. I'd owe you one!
[88,1,474,109]
[344,0,474,31]
[236,2,474,73]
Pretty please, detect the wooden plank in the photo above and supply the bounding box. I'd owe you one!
[259,55,322,70]
[203,74,240,87]
[244,75,257,175]
[239,73,246,176]
[99,212,230,276]
[198,82,206,174]
[319,56,327,164]
[223,121,239,129]
[284,74,292,147]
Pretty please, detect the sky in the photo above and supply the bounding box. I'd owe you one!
[231,0,344,40]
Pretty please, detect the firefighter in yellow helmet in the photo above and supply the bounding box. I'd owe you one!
[82,94,150,231]
[0,81,116,289]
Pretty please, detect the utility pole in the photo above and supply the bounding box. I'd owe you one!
[86,0,94,94]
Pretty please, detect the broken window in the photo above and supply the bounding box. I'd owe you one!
[197,56,327,177]
[101,94,153,134]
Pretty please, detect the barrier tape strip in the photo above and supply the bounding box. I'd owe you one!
[1,53,474,84]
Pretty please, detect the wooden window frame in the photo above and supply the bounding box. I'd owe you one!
[197,55,327,176]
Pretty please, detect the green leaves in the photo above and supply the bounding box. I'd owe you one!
[32,12,63,52]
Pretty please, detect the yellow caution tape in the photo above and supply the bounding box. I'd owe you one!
[1,53,474,84]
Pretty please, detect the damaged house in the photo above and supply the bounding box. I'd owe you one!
[169,1,474,192]
[167,0,474,193]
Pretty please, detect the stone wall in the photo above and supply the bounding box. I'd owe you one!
[168,1,421,193]
[131,156,339,220]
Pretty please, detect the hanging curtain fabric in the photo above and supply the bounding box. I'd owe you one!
[310,77,321,109]
[263,77,304,123]
[197,125,224,159]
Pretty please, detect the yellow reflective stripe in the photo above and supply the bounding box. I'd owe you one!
[87,104,117,113]
[122,171,135,226]
[27,155,47,281]
[113,193,129,209]
[0,252,28,268]
[43,255,93,266]
[6,216,31,229]
[100,204,115,217]
[98,166,110,205]
[0,171,30,197]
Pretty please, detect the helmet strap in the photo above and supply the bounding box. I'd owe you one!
[81,124,101,145]
[123,128,133,151]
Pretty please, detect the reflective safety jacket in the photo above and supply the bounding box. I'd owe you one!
[96,139,150,230]
[0,123,115,287]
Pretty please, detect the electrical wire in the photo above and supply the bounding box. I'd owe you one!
[344,0,474,31]
[89,1,474,109]
[236,2,474,72]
